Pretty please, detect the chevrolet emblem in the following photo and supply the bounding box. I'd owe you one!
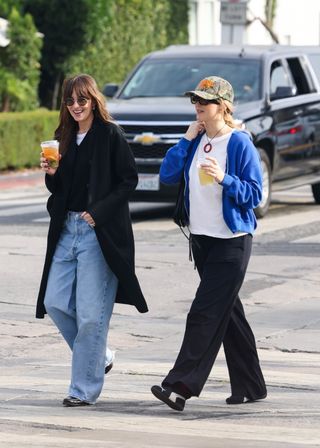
[133,133,161,146]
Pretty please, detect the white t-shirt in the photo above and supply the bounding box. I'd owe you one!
[189,131,246,239]
[76,131,87,145]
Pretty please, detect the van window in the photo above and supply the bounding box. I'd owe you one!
[120,57,261,104]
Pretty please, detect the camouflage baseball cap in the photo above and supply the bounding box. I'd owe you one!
[185,76,234,104]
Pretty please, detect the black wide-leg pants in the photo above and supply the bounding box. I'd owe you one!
[162,234,266,399]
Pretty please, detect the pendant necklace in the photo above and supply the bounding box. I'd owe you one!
[203,124,226,153]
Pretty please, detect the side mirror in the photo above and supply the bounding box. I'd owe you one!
[102,83,119,98]
[270,86,296,101]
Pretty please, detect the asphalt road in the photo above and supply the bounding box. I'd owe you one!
[0,178,320,447]
[0,174,317,227]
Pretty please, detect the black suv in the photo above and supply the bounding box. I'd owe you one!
[104,45,320,217]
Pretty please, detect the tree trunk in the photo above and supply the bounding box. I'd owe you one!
[265,0,277,29]
[51,75,61,110]
[1,95,10,112]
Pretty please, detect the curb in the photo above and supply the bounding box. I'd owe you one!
[0,169,44,190]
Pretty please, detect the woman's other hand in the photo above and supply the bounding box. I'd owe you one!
[40,152,61,176]
[202,156,225,183]
[185,121,205,141]
[81,212,96,228]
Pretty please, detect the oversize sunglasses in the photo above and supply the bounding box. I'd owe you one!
[65,96,89,106]
[190,95,220,106]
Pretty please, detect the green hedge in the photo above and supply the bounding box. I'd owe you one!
[0,109,59,170]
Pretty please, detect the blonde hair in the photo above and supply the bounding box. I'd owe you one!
[218,99,241,129]
[55,74,113,155]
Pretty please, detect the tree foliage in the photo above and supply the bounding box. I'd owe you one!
[24,0,189,108]
[166,0,190,45]
[1,0,189,110]
[22,0,110,109]
[0,0,23,17]
[66,0,189,91]
[0,7,42,111]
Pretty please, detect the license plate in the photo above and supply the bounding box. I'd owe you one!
[136,173,160,191]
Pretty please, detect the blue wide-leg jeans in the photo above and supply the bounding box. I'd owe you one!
[44,212,118,403]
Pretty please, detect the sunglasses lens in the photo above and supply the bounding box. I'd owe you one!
[65,98,74,106]
[78,97,88,106]
[65,97,88,106]
[190,96,220,106]
[190,96,209,106]
[191,96,205,104]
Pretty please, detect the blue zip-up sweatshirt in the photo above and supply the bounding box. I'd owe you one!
[160,130,262,234]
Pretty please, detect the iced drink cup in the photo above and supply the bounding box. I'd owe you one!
[197,159,214,186]
[41,140,59,169]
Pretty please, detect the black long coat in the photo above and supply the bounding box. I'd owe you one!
[36,119,148,318]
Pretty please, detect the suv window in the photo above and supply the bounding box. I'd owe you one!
[307,53,320,85]
[270,60,294,96]
[270,57,314,100]
[119,57,262,104]
[287,57,313,94]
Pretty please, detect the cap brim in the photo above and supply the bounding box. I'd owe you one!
[184,90,220,100]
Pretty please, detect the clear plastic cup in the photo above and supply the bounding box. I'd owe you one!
[197,159,214,186]
[41,140,59,169]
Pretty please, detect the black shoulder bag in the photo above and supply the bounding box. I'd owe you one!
[172,173,188,228]
[171,144,199,264]
[172,172,197,264]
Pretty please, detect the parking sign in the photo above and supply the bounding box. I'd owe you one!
[220,0,248,25]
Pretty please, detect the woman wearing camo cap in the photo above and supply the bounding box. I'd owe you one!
[151,76,267,411]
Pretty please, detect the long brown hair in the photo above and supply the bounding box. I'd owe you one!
[55,74,113,155]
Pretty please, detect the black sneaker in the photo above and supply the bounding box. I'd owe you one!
[105,351,115,374]
[226,391,267,405]
[151,385,186,411]
[62,396,92,407]
[105,362,113,374]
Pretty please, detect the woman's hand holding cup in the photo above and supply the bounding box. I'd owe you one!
[40,140,61,176]
[202,156,225,183]
[40,152,61,176]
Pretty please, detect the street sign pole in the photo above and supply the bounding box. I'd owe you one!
[220,0,249,45]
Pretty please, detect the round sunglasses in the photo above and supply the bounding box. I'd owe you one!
[65,96,90,107]
[190,96,220,106]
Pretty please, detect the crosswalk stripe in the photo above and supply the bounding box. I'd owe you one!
[0,204,46,217]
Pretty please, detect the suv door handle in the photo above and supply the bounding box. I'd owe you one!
[293,109,303,116]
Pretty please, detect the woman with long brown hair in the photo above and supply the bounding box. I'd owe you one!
[151,76,266,411]
[38,74,148,407]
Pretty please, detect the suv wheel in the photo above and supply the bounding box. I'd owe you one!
[254,148,272,219]
[311,182,320,204]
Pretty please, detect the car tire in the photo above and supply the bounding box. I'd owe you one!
[254,148,272,219]
[311,182,320,204]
